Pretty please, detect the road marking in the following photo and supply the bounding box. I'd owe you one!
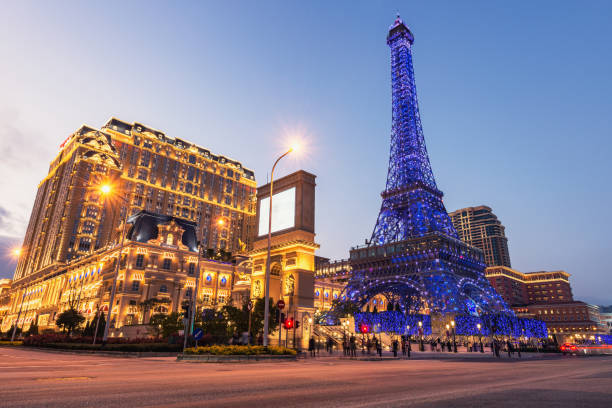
[35,376,94,382]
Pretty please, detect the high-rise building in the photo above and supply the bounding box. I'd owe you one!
[449,206,512,267]
[14,118,257,284]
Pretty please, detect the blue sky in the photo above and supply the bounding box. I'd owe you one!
[0,1,610,304]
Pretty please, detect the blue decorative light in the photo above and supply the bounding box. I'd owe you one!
[206,274,212,283]
[328,16,513,320]
[354,312,432,335]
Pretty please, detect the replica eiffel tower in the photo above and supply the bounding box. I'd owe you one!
[344,16,510,316]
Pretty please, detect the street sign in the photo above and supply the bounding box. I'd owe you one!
[193,328,204,341]
[247,301,253,311]
[277,300,285,310]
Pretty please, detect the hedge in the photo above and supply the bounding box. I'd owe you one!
[29,342,181,352]
[184,345,296,356]
[0,341,22,346]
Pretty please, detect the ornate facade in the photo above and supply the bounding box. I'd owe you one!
[2,211,247,335]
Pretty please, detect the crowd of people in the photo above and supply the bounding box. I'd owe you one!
[305,333,533,359]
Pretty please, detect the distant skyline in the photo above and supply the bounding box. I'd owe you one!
[0,1,610,304]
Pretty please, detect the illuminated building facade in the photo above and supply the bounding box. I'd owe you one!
[485,267,573,305]
[2,211,246,334]
[486,266,605,339]
[515,302,605,339]
[449,206,512,267]
[14,118,256,286]
[249,171,318,347]
[5,117,257,334]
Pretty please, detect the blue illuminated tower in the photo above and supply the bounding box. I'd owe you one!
[342,16,511,317]
[371,16,457,244]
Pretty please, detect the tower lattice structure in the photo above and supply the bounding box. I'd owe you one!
[343,17,510,316]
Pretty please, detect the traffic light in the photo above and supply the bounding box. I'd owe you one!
[283,317,294,329]
[181,304,190,319]
[295,320,300,330]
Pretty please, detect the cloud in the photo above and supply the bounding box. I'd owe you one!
[0,235,20,279]
[0,106,53,238]
[0,204,27,238]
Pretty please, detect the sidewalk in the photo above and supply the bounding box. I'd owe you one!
[304,349,558,361]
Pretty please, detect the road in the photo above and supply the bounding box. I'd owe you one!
[1,348,610,407]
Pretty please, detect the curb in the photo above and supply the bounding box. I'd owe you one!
[177,354,298,363]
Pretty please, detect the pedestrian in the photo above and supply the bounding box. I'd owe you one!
[517,342,522,358]
[366,338,372,355]
[506,340,512,358]
[376,339,382,357]
[407,338,412,359]
[392,339,399,357]
[494,340,500,358]
[350,335,357,357]
[401,338,407,357]
[309,337,316,357]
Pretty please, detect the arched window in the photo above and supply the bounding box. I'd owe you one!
[159,284,168,293]
[166,233,173,245]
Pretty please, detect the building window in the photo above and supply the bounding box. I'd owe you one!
[202,294,211,304]
[217,295,225,304]
[135,254,145,268]
[162,258,172,270]
[166,233,173,245]
[159,284,168,293]
[185,287,193,298]
[132,280,140,291]
[188,263,196,276]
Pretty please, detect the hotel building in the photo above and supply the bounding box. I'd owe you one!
[4,118,257,334]
[449,206,512,267]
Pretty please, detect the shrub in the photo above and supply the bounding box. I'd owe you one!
[183,345,296,356]
[0,341,23,346]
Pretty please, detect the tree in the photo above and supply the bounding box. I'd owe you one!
[160,312,183,338]
[55,307,85,335]
[149,313,167,339]
[330,299,361,317]
[250,298,279,338]
[26,321,39,336]
[139,297,170,324]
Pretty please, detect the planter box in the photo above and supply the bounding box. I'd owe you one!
[178,354,298,363]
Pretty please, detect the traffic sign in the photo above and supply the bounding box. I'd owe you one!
[247,301,253,311]
[193,328,204,341]
[277,300,285,310]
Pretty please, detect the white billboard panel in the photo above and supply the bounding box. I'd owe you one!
[258,187,296,236]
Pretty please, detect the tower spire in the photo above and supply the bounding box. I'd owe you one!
[369,18,457,244]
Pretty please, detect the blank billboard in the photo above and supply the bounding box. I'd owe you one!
[258,187,296,236]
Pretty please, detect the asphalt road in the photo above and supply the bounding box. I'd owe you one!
[1,348,610,408]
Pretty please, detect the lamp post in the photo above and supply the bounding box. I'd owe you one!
[100,183,131,343]
[263,147,294,347]
[451,320,457,353]
[477,323,483,353]
[418,320,424,351]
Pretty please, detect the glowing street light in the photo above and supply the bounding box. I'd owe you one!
[100,184,112,194]
[262,146,295,347]
[99,182,130,343]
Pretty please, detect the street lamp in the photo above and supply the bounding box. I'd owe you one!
[451,320,457,353]
[263,146,296,347]
[418,320,424,351]
[477,323,483,353]
[100,183,131,343]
